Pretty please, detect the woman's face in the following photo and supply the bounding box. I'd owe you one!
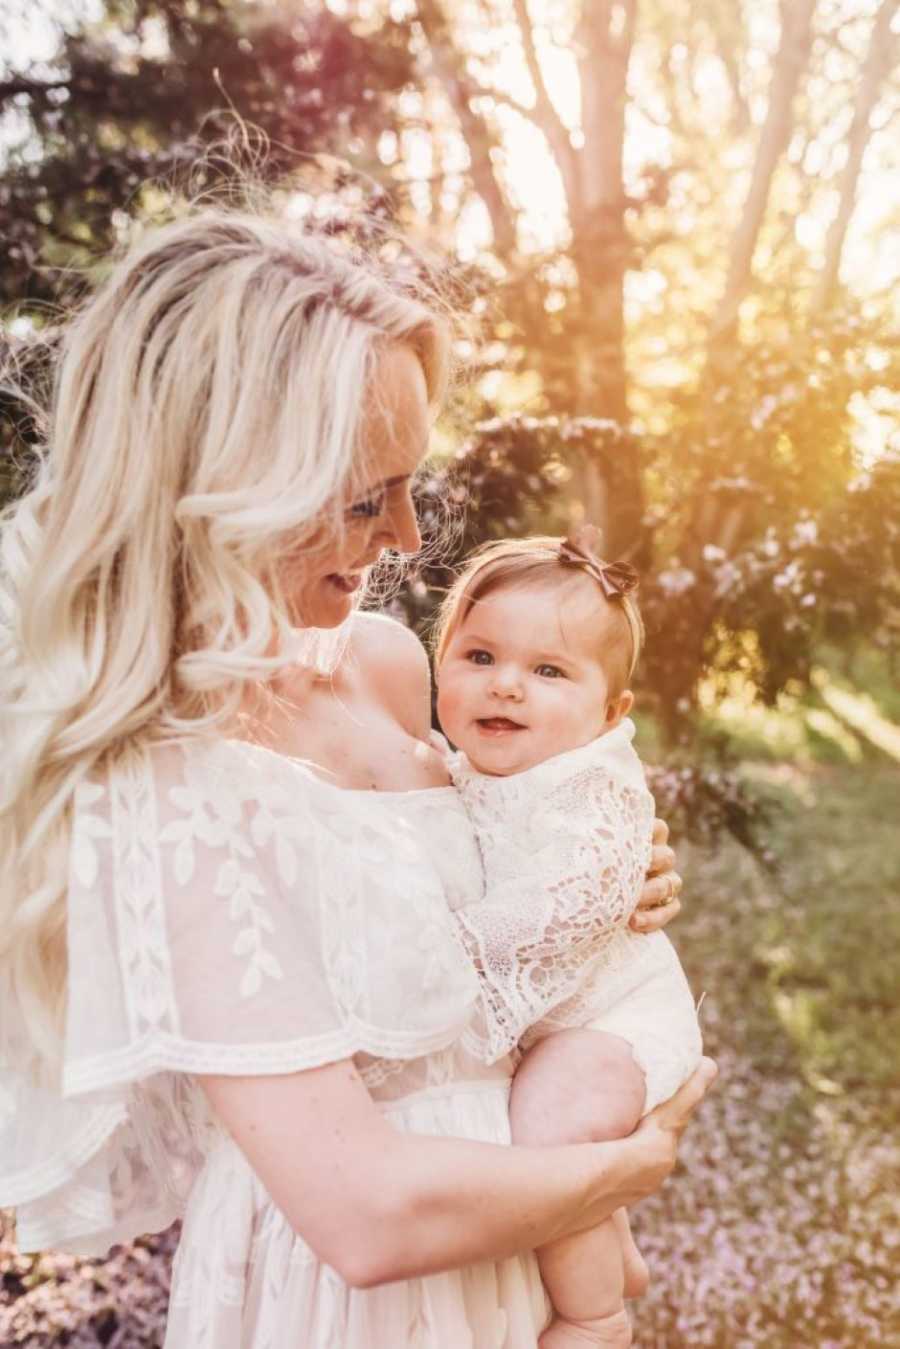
[285,344,431,628]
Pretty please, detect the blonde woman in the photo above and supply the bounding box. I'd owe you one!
[0,210,714,1348]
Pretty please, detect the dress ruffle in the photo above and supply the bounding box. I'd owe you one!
[2,738,486,1256]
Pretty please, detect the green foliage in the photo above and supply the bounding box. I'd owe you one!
[630,758,900,1345]
[0,0,416,308]
[686,756,900,1092]
[401,305,900,745]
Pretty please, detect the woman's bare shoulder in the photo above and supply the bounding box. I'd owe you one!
[350,611,432,737]
[350,610,431,686]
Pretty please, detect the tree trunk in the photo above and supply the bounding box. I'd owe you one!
[572,0,634,419]
[415,0,518,257]
[812,0,898,313]
[568,1,641,553]
[710,0,817,341]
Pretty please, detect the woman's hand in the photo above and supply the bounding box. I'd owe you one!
[634,1058,718,1178]
[604,1058,718,1212]
[630,817,682,932]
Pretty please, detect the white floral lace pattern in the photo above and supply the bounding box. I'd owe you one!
[451,723,703,1106]
[451,727,655,1061]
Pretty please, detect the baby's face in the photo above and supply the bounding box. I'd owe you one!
[437,582,630,776]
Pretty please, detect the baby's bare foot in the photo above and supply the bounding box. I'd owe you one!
[539,1308,632,1349]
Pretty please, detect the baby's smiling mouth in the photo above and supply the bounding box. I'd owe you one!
[476,717,526,734]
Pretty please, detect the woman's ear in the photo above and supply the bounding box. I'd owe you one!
[605,690,634,727]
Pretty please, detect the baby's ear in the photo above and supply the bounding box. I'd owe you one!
[606,690,634,726]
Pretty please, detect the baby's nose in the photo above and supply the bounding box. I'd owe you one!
[490,666,524,698]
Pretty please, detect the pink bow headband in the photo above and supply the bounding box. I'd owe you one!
[557,524,642,679]
[557,525,640,598]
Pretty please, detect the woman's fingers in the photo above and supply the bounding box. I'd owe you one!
[614,1060,717,1209]
[646,870,682,903]
[648,842,676,877]
[633,825,684,930]
[643,1059,718,1135]
[632,866,683,931]
[629,894,681,931]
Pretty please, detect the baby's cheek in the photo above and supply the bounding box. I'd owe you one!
[546,694,598,752]
[435,676,466,743]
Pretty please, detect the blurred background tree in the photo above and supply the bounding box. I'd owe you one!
[1,0,898,752]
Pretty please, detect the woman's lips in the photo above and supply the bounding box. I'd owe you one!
[476,717,526,735]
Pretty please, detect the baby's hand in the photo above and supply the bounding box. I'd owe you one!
[630,817,682,932]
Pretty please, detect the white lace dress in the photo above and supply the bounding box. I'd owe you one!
[449,721,703,1112]
[1,738,551,1348]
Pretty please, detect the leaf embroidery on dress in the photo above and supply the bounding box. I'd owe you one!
[108,748,182,1038]
[72,781,114,888]
[165,751,287,999]
[213,856,284,998]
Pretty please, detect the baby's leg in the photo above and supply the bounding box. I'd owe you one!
[510,1029,646,1349]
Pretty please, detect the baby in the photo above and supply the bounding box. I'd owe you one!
[435,528,703,1349]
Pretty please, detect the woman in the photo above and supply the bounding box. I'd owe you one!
[0,209,714,1347]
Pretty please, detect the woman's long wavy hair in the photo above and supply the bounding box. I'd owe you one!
[0,208,450,1080]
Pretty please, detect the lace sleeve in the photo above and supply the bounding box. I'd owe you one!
[2,737,480,1255]
[455,760,655,1062]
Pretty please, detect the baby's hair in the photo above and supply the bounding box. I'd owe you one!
[433,536,644,697]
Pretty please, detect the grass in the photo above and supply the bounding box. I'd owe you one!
[632,756,900,1347]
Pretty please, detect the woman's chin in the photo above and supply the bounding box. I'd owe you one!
[292,580,358,630]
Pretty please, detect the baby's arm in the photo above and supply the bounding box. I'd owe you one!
[455,762,655,1062]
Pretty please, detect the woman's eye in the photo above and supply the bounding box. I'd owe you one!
[347,493,386,519]
[466,649,493,666]
[536,664,565,679]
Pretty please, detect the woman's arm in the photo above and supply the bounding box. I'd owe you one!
[199,1055,716,1289]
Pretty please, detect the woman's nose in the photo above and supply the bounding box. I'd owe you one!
[384,487,422,555]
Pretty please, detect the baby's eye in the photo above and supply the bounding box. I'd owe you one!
[466,649,494,666]
[347,492,387,519]
[535,663,565,679]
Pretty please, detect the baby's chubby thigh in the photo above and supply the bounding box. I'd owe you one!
[509,1029,647,1147]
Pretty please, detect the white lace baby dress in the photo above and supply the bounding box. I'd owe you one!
[449,720,703,1112]
[1,737,552,1348]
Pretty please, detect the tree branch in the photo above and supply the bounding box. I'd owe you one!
[414,0,518,256]
[577,0,635,218]
[466,83,535,120]
[812,0,899,312]
[0,76,70,103]
[711,31,751,133]
[710,0,817,340]
[510,0,581,215]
